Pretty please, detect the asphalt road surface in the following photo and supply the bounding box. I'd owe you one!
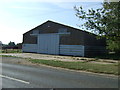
[1,57,118,88]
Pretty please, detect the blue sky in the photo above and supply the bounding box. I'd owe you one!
[0,0,103,44]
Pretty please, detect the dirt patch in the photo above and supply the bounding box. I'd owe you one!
[2,57,29,64]
[0,53,118,64]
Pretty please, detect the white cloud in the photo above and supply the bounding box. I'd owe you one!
[50,2,102,11]
[0,0,104,2]
[50,2,75,10]
[1,0,119,3]
[10,6,51,11]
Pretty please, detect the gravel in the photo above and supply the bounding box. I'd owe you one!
[0,53,118,64]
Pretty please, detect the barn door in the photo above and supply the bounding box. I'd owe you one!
[37,34,59,54]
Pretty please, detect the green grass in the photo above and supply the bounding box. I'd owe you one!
[95,53,120,60]
[1,55,119,75]
[0,49,22,53]
[0,55,19,58]
[29,59,119,75]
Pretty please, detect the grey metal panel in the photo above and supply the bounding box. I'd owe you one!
[22,44,37,52]
[60,45,84,56]
[37,34,59,54]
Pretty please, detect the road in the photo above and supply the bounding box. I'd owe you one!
[1,57,118,88]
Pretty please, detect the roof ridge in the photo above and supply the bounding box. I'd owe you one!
[46,20,97,36]
[23,20,97,36]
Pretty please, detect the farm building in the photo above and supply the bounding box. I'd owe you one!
[22,20,106,57]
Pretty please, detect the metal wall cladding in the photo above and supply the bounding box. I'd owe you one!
[60,45,84,56]
[37,34,59,55]
[22,44,37,53]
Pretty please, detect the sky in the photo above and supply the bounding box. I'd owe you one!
[0,0,104,44]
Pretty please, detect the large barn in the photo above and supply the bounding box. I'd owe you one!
[22,20,106,57]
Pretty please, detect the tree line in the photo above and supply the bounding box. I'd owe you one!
[2,41,22,49]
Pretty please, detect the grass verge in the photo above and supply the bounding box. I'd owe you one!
[29,59,119,75]
[1,55,119,75]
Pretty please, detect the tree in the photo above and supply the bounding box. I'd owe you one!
[8,41,16,48]
[16,43,22,49]
[74,1,120,53]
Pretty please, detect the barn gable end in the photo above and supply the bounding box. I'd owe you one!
[22,20,106,57]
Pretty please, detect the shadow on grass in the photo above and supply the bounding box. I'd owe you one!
[94,53,120,60]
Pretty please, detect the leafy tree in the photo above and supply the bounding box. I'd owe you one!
[8,41,16,48]
[74,2,120,53]
[16,43,22,49]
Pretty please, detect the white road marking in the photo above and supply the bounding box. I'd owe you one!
[0,74,30,84]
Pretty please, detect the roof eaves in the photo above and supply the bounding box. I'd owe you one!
[23,20,97,36]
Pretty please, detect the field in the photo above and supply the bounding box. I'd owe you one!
[0,49,22,53]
